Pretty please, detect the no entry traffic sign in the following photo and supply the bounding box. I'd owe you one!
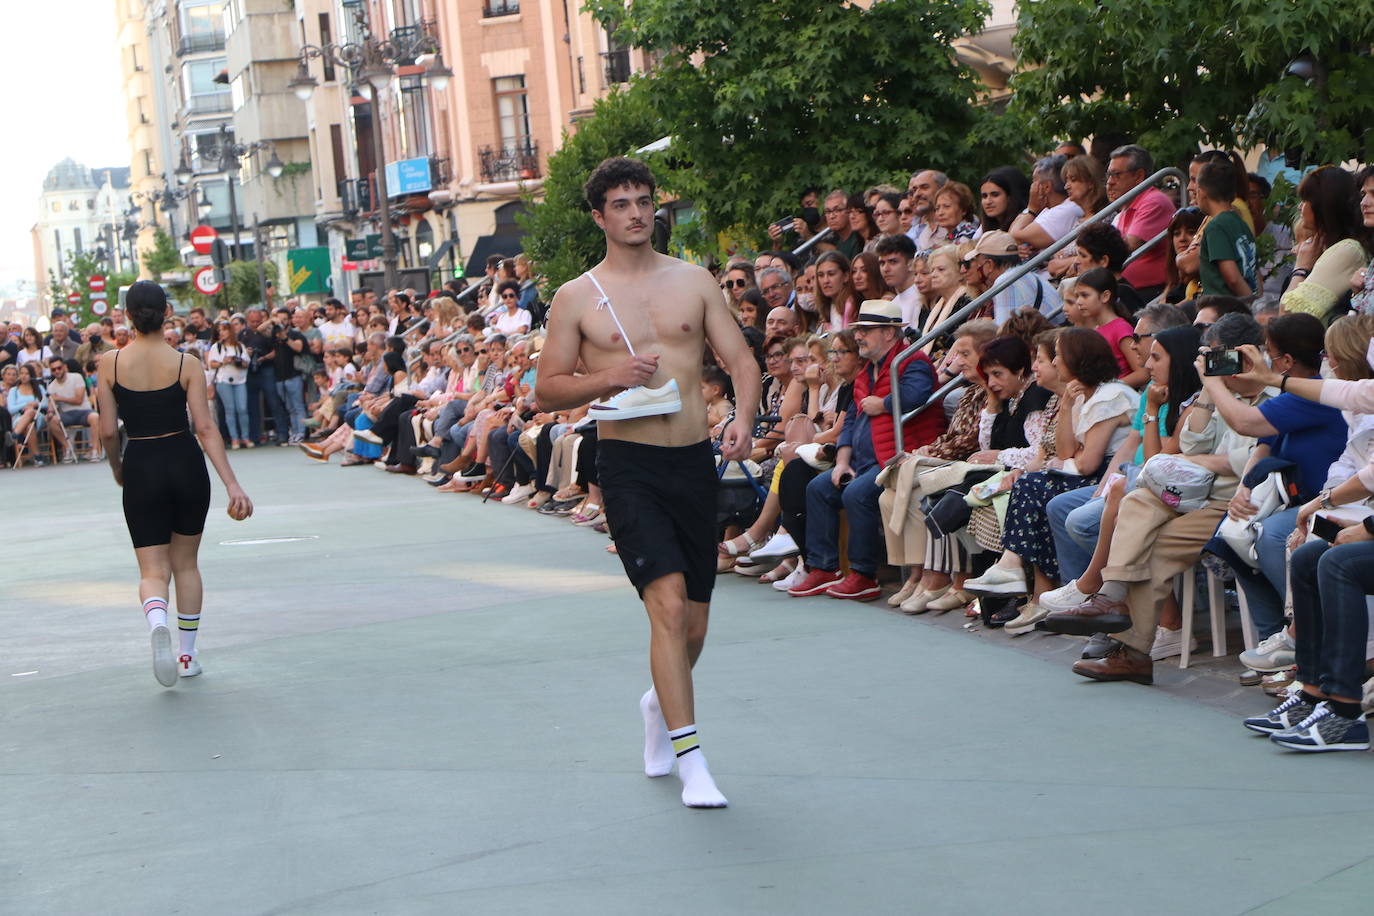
[67,292,80,305]
[88,275,106,293]
[194,266,223,296]
[191,225,219,256]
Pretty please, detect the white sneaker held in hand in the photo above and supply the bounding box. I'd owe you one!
[588,378,682,421]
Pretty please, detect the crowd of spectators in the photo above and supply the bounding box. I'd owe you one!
[9,142,1374,753]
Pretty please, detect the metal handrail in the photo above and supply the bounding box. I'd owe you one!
[792,227,834,259]
[1040,223,1175,324]
[890,167,1185,454]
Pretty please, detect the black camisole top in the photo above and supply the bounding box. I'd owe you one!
[112,351,191,437]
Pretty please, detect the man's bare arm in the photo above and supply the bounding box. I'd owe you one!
[702,268,759,460]
[534,281,657,410]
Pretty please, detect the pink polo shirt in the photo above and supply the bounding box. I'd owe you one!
[1114,187,1175,290]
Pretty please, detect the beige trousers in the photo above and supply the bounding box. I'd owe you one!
[879,487,928,566]
[1101,489,1228,655]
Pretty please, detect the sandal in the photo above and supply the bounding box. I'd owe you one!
[718,531,760,557]
[571,504,604,526]
[759,558,797,584]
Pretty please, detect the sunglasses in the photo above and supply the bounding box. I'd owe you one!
[726,278,749,288]
[457,346,474,353]
[476,348,489,355]
[1130,332,1154,344]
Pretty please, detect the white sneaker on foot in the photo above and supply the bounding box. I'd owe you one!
[1239,630,1297,672]
[772,563,807,592]
[178,654,202,677]
[1039,579,1091,613]
[588,378,682,421]
[963,565,1027,596]
[501,483,536,504]
[1148,625,1197,660]
[353,428,383,445]
[1003,603,1052,635]
[151,625,177,687]
[900,584,951,615]
[750,530,799,560]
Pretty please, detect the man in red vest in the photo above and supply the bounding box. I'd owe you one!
[788,300,943,601]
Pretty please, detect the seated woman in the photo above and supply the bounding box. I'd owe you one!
[880,320,998,603]
[721,334,847,581]
[1163,208,1205,303]
[1279,166,1370,322]
[932,182,980,246]
[1201,314,1360,656]
[851,252,894,302]
[7,362,49,465]
[1035,324,1203,652]
[814,252,857,331]
[921,246,972,361]
[897,334,1055,614]
[963,328,1138,600]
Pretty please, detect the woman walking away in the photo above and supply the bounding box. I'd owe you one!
[95,281,254,687]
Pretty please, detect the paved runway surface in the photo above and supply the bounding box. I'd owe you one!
[6,450,1374,915]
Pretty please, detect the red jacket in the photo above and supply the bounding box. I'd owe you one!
[851,343,944,466]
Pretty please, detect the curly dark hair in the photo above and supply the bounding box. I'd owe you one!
[978,335,1032,377]
[1056,327,1120,388]
[584,157,656,212]
[1076,222,1130,273]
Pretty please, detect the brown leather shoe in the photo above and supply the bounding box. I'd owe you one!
[1042,593,1132,636]
[440,453,473,475]
[1072,640,1153,685]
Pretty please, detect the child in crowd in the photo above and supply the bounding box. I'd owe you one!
[1074,268,1147,388]
[1195,160,1257,298]
[702,365,733,433]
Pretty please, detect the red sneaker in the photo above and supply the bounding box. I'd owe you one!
[826,572,881,601]
[787,568,843,597]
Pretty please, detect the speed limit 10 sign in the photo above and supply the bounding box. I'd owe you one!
[194,266,223,296]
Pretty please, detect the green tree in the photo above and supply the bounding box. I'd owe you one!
[187,260,279,313]
[141,228,183,281]
[52,250,137,326]
[1010,0,1374,167]
[582,0,1033,249]
[517,88,662,292]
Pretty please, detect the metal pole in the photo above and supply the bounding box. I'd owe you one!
[226,174,242,262]
[370,81,399,292]
[253,213,268,308]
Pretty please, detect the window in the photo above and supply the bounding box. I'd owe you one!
[88,199,96,209]
[222,0,244,35]
[74,228,83,254]
[231,71,248,111]
[143,150,154,177]
[68,200,80,211]
[51,202,59,213]
[318,14,336,82]
[130,45,142,72]
[493,76,530,151]
[330,123,347,187]
[53,229,61,255]
[399,76,432,157]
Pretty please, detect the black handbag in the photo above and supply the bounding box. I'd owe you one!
[920,468,999,538]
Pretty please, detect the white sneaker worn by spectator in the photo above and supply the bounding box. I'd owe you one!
[1149,625,1197,660]
[963,565,1027,596]
[772,564,807,592]
[353,428,383,445]
[1239,630,1297,672]
[750,530,799,560]
[1038,579,1091,613]
[501,483,536,504]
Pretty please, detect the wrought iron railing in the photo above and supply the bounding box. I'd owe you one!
[483,0,520,16]
[184,93,232,116]
[478,143,540,183]
[177,33,226,56]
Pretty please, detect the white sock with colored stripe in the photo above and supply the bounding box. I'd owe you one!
[178,614,200,658]
[143,597,168,631]
[669,724,728,808]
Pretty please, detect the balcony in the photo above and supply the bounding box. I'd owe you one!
[478,142,540,183]
[184,93,232,116]
[177,33,226,57]
[483,0,519,17]
[602,49,631,86]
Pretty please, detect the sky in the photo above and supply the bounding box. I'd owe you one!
[0,1,129,296]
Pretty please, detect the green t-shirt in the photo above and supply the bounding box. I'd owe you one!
[1199,209,1257,296]
[1129,398,1170,464]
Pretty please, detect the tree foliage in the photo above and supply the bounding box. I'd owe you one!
[186,260,279,312]
[517,87,662,292]
[1010,0,1374,167]
[141,228,183,281]
[578,0,1033,253]
[49,250,137,327]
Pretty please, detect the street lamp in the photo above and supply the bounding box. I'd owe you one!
[289,12,449,292]
[131,182,197,242]
[196,187,214,220]
[192,124,285,261]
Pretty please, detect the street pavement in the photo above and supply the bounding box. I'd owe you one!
[5,450,1374,915]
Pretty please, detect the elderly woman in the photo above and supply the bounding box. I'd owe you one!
[933,182,979,246]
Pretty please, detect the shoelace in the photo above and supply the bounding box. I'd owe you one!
[1271,691,1308,717]
[1291,702,1331,732]
[1254,632,1291,655]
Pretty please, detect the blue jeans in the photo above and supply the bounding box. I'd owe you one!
[1223,507,1298,639]
[216,381,249,441]
[276,375,306,440]
[1047,485,1100,582]
[805,464,883,577]
[1290,538,1374,700]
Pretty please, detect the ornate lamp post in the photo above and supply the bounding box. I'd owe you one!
[288,10,452,292]
[175,124,284,261]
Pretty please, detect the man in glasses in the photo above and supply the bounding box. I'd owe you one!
[758,267,795,313]
[904,169,948,252]
[537,157,759,808]
[1107,144,1174,302]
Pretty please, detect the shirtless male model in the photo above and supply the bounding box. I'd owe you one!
[536,157,759,807]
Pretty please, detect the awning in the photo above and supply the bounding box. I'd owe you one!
[464,232,524,279]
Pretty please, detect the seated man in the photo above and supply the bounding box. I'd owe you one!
[45,356,100,461]
[1043,313,1272,683]
[789,300,942,601]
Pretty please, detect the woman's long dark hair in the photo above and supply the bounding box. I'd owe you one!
[1150,325,1202,436]
[1298,166,1367,254]
[980,166,1030,232]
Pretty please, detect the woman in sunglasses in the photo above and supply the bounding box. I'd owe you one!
[720,262,757,306]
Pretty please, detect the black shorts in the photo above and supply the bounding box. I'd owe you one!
[122,431,212,548]
[598,439,718,603]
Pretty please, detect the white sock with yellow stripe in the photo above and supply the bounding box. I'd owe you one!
[668,724,728,808]
[178,614,200,658]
